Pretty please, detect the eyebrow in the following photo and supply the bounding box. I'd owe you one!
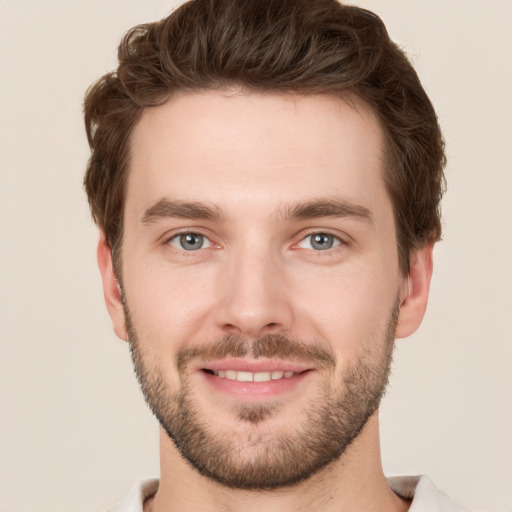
[140,197,373,225]
[141,199,224,224]
[277,198,373,224]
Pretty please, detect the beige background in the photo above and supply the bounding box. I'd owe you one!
[1,1,511,511]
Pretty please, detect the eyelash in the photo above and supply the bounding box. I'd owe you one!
[164,230,346,254]
[295,232,344,252]
[165,231,217,252]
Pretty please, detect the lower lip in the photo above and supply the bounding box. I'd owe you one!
[200,370,312,400]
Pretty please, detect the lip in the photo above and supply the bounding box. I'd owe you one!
[194,357,311,374]
[195,358,314,400]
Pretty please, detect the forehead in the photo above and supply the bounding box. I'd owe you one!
[126,90,387,220]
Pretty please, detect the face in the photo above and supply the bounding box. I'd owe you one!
[99,90,432,489]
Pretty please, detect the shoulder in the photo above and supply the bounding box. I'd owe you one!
[106,478,159,512]
[387,475,476,512]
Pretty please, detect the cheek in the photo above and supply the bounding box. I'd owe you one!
[122,258,218,346]
[291,264,399,350]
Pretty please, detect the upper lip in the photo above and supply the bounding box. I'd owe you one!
[196,358,312,373]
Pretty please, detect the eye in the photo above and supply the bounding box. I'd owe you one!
[168,232,212,251]
[297,233,341,251]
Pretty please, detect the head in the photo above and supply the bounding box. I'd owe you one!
[84,0,445,278]
[85,0,445,491]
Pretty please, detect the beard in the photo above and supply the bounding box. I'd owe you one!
[126,303,398,490]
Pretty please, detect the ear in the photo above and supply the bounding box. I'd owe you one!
[97,233,128,342]
[395,244,434,339]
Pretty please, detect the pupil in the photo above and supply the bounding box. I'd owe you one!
[312,234,333,250]
[181,233,203,250]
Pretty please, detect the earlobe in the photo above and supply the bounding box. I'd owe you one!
[97,233,128,341]
[395,244,434,339]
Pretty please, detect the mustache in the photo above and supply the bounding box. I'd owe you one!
[176,333,336,372]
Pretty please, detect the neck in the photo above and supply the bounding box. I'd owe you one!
[146,413,410,512]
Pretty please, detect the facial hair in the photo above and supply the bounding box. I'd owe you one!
[126,304,398,490]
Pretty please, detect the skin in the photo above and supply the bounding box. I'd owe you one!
[98,90,433,512]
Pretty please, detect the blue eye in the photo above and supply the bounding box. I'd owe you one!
[168,233,211,251]
[298,233,341,251]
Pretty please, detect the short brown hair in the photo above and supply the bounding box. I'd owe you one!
[84,0,446,274]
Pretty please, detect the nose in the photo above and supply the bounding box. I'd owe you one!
[215,244,294,339]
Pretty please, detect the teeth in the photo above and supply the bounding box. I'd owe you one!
[225,370,237,380]
[211,370,298,382]
[254,372,271,382]
[236,371,253,382]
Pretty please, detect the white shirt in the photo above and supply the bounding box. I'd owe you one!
[107,475,472,512]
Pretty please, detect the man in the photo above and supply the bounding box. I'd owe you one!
[83,0,468,510]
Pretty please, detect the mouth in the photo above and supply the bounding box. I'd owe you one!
[202,368,306,382]
[197,359,313,400]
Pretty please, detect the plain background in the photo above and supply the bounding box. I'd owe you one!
[1,1,511,511]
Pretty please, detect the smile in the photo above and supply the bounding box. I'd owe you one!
[206,369,300,382]
[198,362,313,400]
